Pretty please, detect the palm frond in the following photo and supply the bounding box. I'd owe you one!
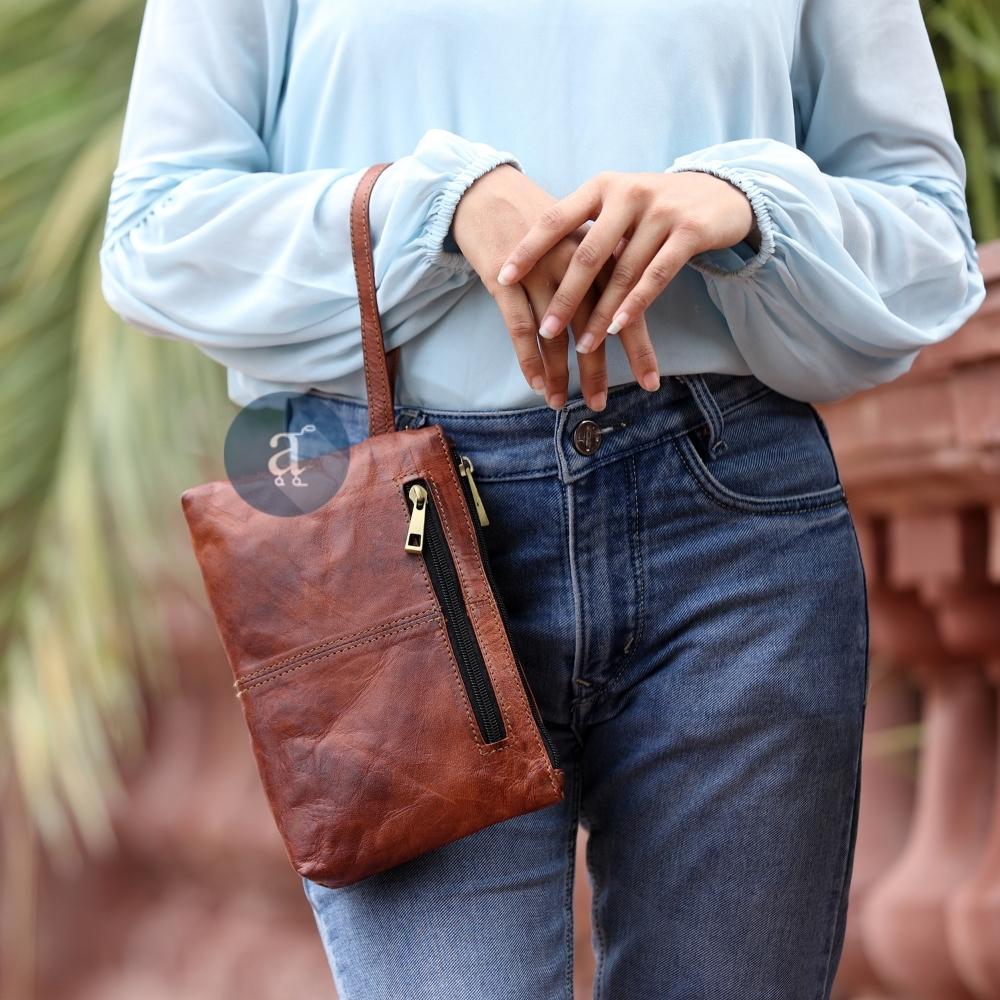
[0,0,231,865]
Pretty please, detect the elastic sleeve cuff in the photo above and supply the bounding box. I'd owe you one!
[664,161,776,279]
[422,147,523,273]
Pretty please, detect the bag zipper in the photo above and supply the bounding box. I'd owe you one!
[403,454,561,769]
[404,477,506,744]
[455,457,561,771]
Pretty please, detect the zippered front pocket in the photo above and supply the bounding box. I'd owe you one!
[453,459,561,772]
[402,453,561,770]
[403,476,506,745]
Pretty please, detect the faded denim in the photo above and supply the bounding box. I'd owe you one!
[292,372,870,1000]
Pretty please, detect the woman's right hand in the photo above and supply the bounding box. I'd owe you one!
[452,164,650,411]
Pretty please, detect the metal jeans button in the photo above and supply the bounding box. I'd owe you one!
[572,419,603,456]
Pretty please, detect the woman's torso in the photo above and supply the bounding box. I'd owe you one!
[233,0,804,410]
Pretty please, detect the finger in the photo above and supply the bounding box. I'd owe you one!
[605,230,697,336]
[570,286,607,411]
[576,336,608,411]
[496,180,603,286]
[536,200,635,342]
[493,284,547,395]
[572,259,616,411]
[539,334,570,409]
[576,221,673,354]
[524,279,569,409]
[618,312,660,392]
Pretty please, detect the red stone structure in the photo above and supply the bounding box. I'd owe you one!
[10,245,1000,999]
[825,243,1000,1000]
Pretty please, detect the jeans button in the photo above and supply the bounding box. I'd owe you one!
[572,419,603,456]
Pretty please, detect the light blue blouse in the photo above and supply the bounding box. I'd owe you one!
[99,0,986,410]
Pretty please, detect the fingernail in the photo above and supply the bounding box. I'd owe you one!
[607,310,630,336]
[497,264,518,286]
[530,375,545,393]
[547,393,566,410]
[575,333,596,354]
[539,316,561,339]
[642,372,661,391]
[590,391,607,411]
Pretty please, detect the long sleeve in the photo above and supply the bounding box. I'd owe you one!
[98,0,520,386]
[665,0,986,403]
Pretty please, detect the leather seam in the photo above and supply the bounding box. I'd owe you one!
[424,429,558,790]
[351,165,393,436]
[431,615,512,758]
[237,608,438,684]
[236,615,441,693]
[397,459,511,756]
[427,426,488,609]
[349,170,377,431]
[424,464,518,750]
[361,169,388,434]
[470,601,563,799]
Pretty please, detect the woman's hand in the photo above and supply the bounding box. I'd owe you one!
[495,171,757,372]
[451,164,622,411]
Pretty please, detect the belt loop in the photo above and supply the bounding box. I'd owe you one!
[395,407,427,431]
[675,374,728,459]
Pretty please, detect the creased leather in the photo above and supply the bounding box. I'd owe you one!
[183,425,564,887]
[350,162,396,438]
[179,165,565,888]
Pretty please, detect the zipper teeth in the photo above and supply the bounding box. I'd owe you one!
[451,453,562,771]
[424,504,503,742]
[410,481,505,744]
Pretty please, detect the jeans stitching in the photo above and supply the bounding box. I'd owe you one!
[685,376,723,448]
[696,378,729,458]
[589,454,647,702]
[562,481,587,697]
[626,452,647,676]
[815,712,866,999]
[814,513,871,995]
[672,433,847,515]
[554,385,775,486]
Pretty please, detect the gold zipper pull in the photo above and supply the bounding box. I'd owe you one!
[404,484,428,553]
[459,455,490,527]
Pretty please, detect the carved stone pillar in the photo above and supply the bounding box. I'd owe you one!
[820,245,1000,1000]
[939,523,1000,999]
[833,520,920,1000]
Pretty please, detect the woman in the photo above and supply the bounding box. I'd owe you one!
[100,2,985,997]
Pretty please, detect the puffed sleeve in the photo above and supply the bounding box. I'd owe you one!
[664,0,986,402]
[98,0,520,385]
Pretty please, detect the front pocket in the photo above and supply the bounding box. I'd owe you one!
[404,477,506,744]
[671,393,847,515]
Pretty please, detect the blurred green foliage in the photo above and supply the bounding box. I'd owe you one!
[924,0,1000,240]
[0,0,231,861]
[0,0,997,864]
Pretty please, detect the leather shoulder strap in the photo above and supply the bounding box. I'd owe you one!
[350,162,398,437]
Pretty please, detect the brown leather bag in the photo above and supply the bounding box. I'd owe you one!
[180,163,565,888]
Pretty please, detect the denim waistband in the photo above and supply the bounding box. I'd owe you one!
[300,372,775,485]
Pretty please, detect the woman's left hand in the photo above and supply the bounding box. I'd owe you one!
[495,171,757,362]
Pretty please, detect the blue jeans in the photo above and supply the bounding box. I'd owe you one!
[290,372,869,1000]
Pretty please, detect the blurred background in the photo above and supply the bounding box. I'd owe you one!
[1,2,999,998]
